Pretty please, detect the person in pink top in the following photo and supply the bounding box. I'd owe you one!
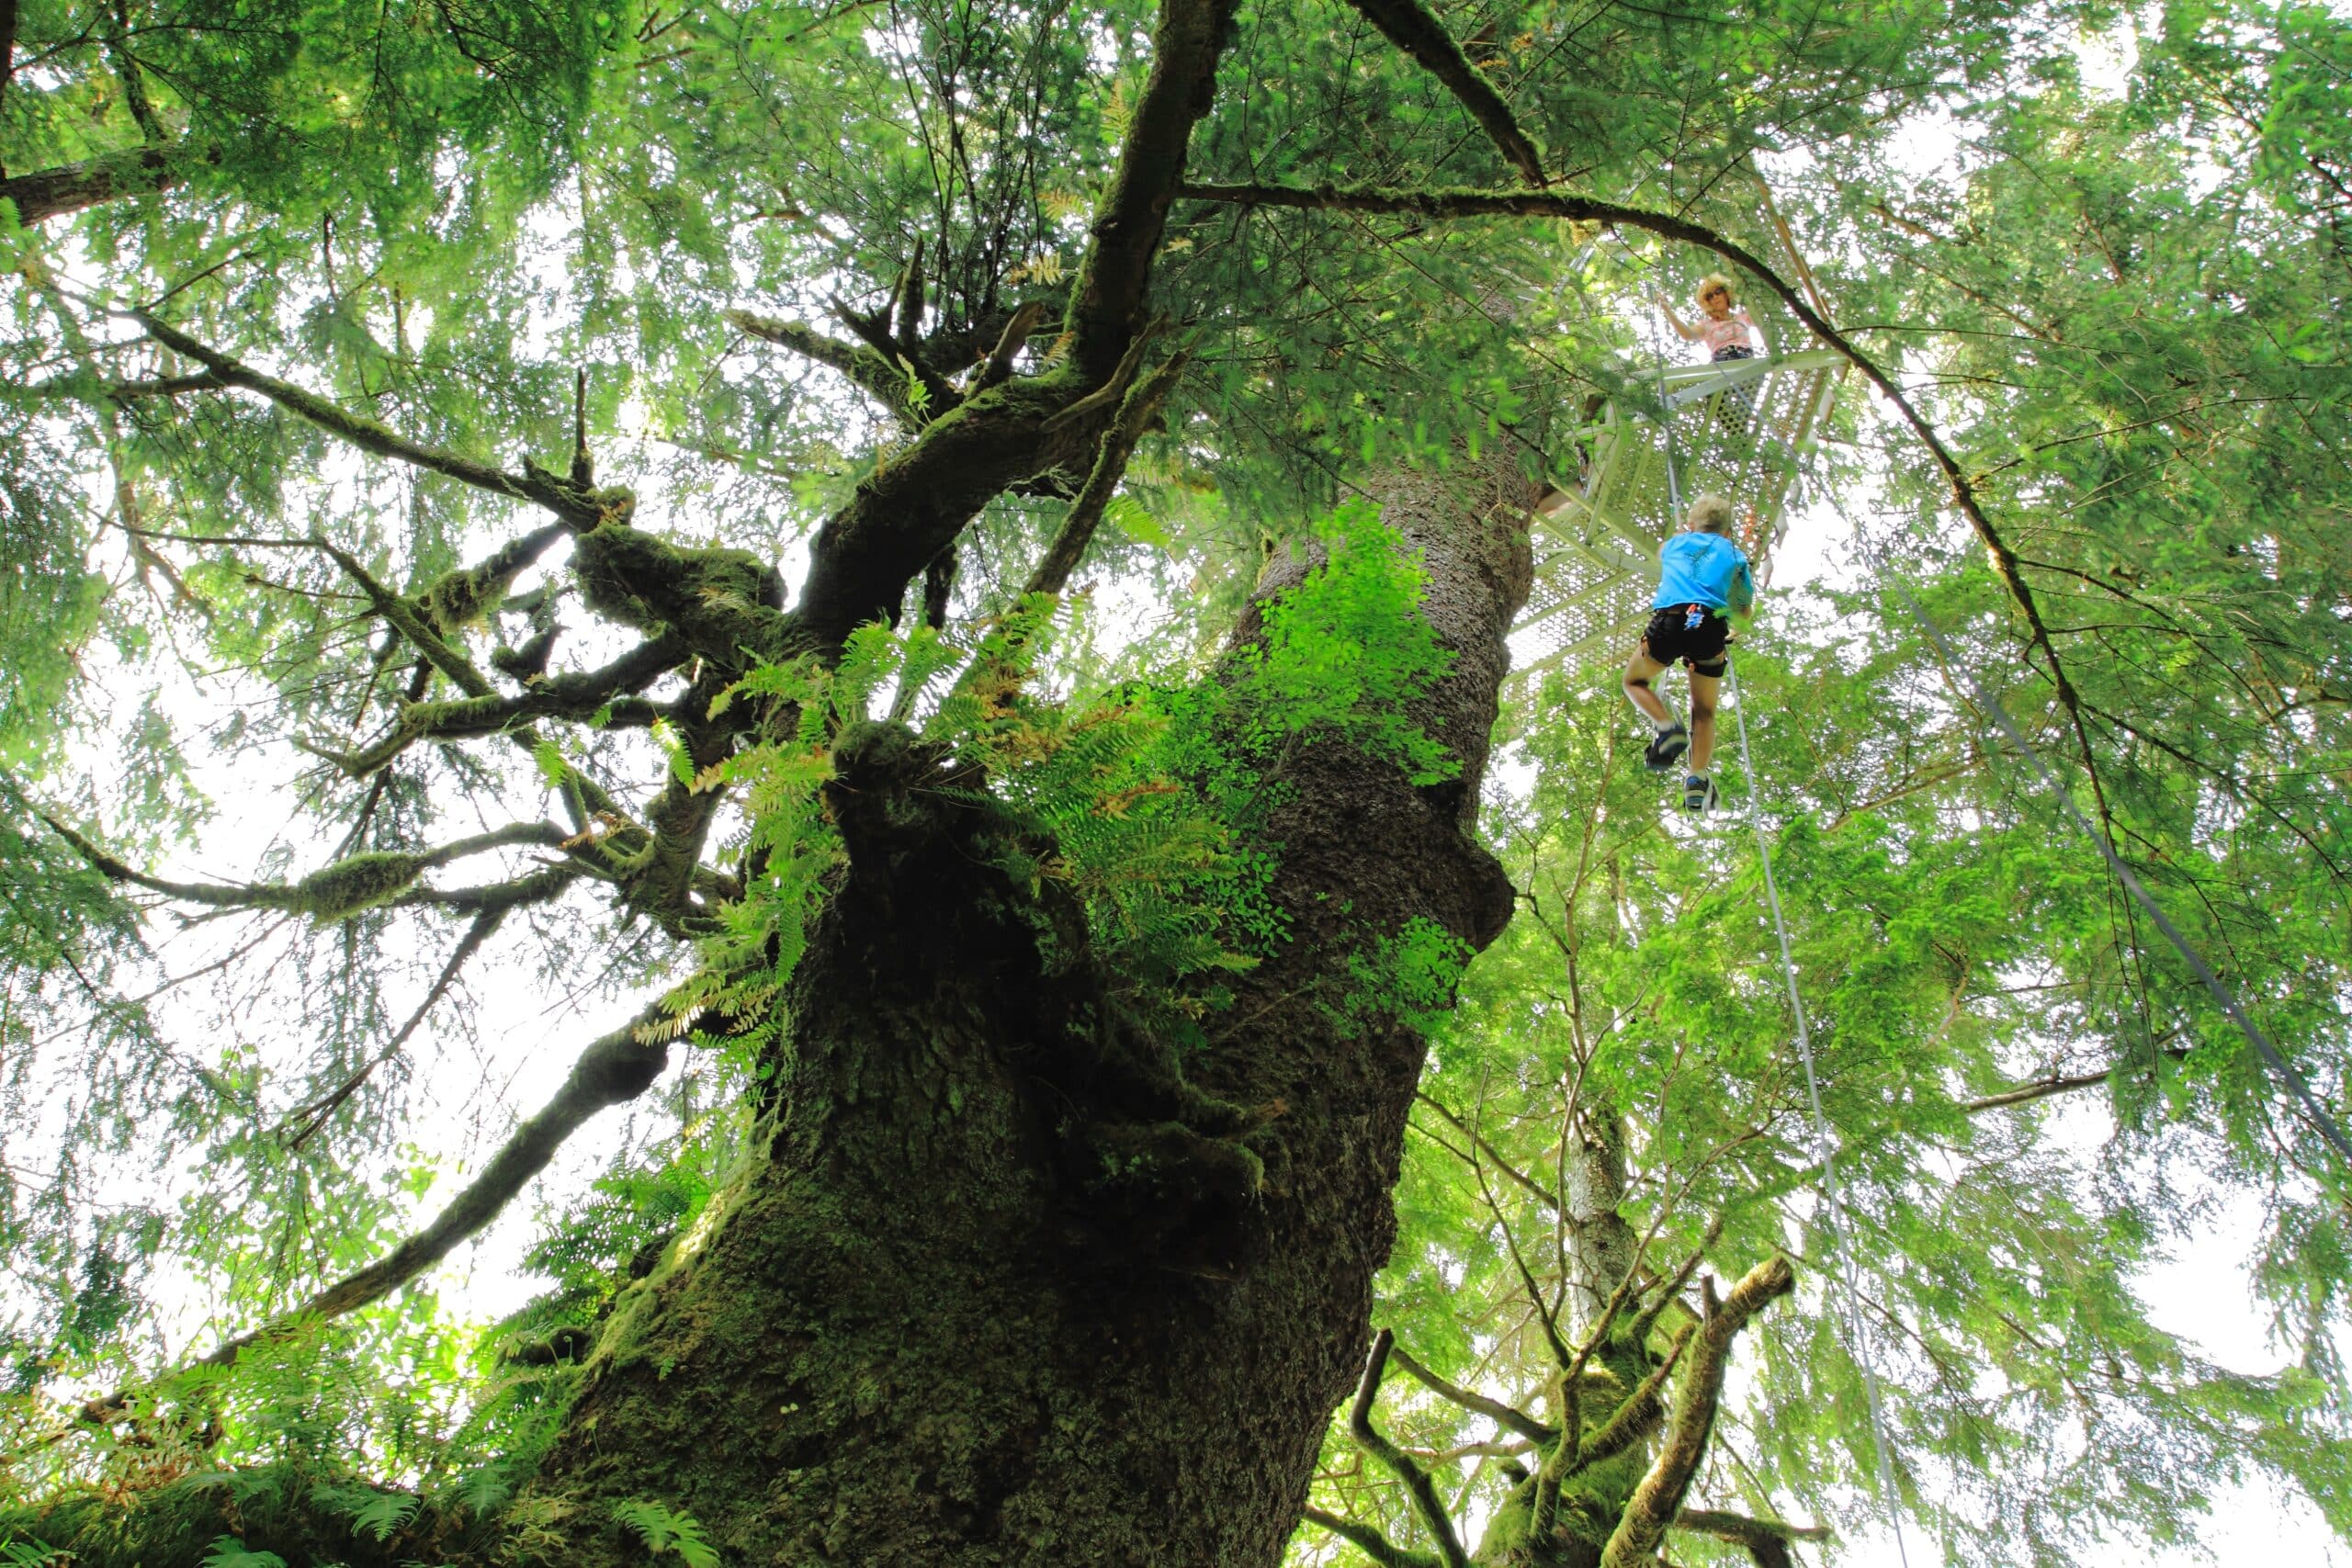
[1655,273,1758,362]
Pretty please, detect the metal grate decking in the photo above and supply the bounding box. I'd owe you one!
[1511,349,1843,682]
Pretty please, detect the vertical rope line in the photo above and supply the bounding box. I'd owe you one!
[1726,660,1916,1565]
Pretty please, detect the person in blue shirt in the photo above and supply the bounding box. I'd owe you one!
[1622,493,1755,812]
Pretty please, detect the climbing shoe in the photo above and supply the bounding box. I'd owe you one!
[1644,723,1690,773]
[1681,773,1720,814]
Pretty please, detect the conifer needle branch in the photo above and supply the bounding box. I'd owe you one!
[1963,1043,2189,1113]
[1301,1506,1442,1568]
[277,904,511,1150]
[1413,1089,1555,1209]
[200,1002,677,1366]
[1336,0,1545,185]
[1347,1330,1475,1568]
[1385,1342,1558,1445]
[1600,1257,1796,1568]
[1173,180,2098,776]
[123,310,604,524]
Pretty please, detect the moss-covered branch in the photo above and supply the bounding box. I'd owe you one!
[728,306,948,427]
[1302,1506,1442,1568]
[1348,1330,1474,1568]
[1600,1257,1795,1568]
[197,1000,676,1364]
[1673,1508,1832,1568]
[1064,0,1236,378]
[43,817,570,920]
[1023,348,1187,597]
[310,635,684,777]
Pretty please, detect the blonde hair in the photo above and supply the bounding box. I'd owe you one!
[1696,273,1736,305]
[1685,493,1736,536]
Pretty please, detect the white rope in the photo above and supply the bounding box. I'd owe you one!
[1726,660,1916,1567]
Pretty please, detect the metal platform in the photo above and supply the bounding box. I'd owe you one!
[1511,349,1843,682]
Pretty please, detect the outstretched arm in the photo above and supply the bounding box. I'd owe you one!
[1653,291,1700,339]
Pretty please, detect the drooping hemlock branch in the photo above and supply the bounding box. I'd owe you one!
[7,1000,687,1461]
[128,310,611,525]
[41,816,571,919]
[1172,179,2104,783]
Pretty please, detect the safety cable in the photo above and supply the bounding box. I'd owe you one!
[1848,522,2352,1174]
[1648,324,1917,1561]
[1726,660,1916,1567]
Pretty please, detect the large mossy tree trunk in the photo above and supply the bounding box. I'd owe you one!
[525,461,1536,1566]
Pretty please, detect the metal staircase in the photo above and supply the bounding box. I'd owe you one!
[1510,347,1843,681]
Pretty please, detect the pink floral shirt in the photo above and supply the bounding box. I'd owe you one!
[1696,308,1757,355]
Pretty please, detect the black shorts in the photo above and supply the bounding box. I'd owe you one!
[1712,344,1757,362]
[1641,604,1731,676]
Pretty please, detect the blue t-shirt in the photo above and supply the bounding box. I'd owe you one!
[1654,531,1754,614]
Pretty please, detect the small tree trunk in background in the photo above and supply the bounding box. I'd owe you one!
[525,460,1535,1566]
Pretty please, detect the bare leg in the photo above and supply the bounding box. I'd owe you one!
[1623,647,1675,728]
[1687,670,1723,774]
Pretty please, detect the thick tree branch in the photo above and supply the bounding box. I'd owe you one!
[43,816,568,917]
[0,142,203,225]
[1600,1257,1795,1568]
[1674,1508,1832,1568]
[1302,1506,1442,1568]
[1347,1330,1474,1568]
[1065,0,1237,378]
[726,306,952,427]
[28,1001,683,1459]
[307,634,685,777]
[128,311,608,525]
[1337,0,1544,185]
[1386,1342,1557,1446]
[1173,180,2099,773]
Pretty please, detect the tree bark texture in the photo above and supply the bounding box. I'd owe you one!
[525,459,1536,1566]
